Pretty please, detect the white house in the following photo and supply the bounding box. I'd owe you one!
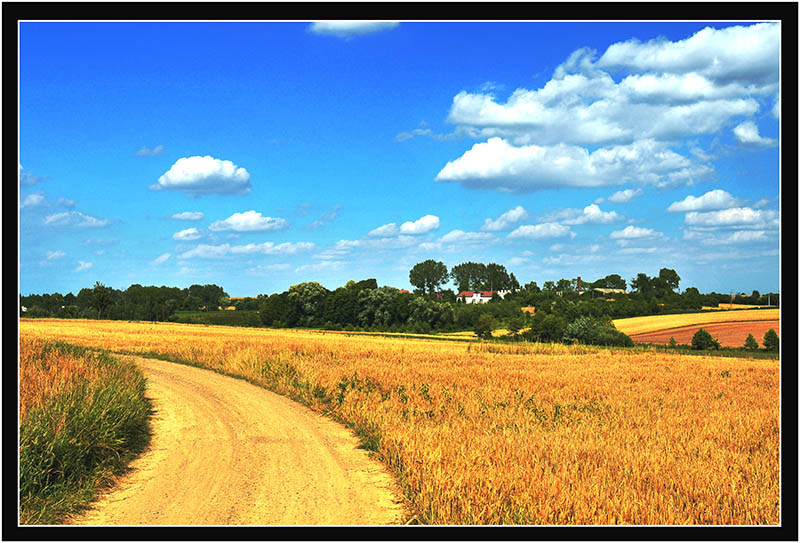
[455,290,510,304]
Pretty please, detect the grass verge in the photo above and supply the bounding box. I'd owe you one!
[18,338,151,525]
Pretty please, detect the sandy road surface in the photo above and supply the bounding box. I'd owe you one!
[68,356,405,525]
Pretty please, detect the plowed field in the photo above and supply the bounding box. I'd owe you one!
[627,320,780,348]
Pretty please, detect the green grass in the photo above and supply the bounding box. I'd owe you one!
[19,340,152,525]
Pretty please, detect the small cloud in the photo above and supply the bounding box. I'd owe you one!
[21,193,45,208]
[399,214,440,235]
[684,207,778,229]
[667,189,742,212]
[19,165,45,186]
[439,230,495,244]
[171,211,205,221]
[173,227,202,241]
[543,204,622,225]
[601,188,643,204]
[45,250,66,260]
[136,145,165,156]
[733,121,777,147]
[609,225,662,239]
[56,197,76,209]
[75,261,93,272]
[151,253,172,265]
[507,222,572,240]
[152,155,251,196]
[369,223,399,237]
[308,21,399,38]
[480,206,529,232]
[44,211,109,228]
[209,210,288,232]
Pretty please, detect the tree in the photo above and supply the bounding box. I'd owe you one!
[658,268,681,292]
[485,263,511,291]
[743,333,760,351]
[762,329,779,352]
[524,281,540,293]
[473,313,497,340]
[91,281,114,319]
[691,328,720,350]
[409,260,449,296]
[450,262,487,292]
[598,274,626,291]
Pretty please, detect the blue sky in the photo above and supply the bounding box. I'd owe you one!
[19,21,781,296]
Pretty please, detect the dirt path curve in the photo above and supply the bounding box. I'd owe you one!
[68,356,405,525]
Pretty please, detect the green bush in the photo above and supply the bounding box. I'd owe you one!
[474,314,497,340]
[563,316,634,347]
[743,333,760,351]
[762,329,780,352]
[691,328,720,350]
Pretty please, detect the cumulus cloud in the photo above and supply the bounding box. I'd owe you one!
[434,23,777,194]
[399,214,440,234]
[667,189,742,212]
[435,137,709,193]
[136,145,164,156]
[683,229,772,245]
[178,241,314,259]
[542,204,622,225]
[152,156,251,196]
[209,210,288,232]
[75,261,93,272]
[151,253,172,265]
[507,222,572,240]
[368,222,399,237]
[598,188,643,203]
[43,211,109,228]
[480,206,528,231]
[684,207,779,229]
[609,225,662,239]
[173,227,202,241]
[309,21,399,38]
[733,121,777,147]
[171,211,205,221]
[21,193,45,208]
[439,230,495,244]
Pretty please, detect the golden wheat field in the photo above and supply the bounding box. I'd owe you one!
[612,309,780,336]
[19,318,781,525]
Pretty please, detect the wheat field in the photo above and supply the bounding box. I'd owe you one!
[19,318,781,525]
[613,309,779,336]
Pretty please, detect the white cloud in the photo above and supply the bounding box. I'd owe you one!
[136,145,164,156]
[309,21,399,38]
[684,207,779,229]
[44,211,109,228]
[151,253,171,265]
[45,250,66,260]
[19,165,44,186]
[152,156,251,196]
[507,222,572,240]
[543,203,622,225]
[399,214,440,234]
[733,121,777,147]
[683,229,772,245]
[435,137,711,193]
[368,223,399,237]
[609,225,662,239]
[21,193,45,207]
[75,261,93,272]
[209,210,288,232]
[480,206,528,231]
[667,189,742,212]
[178,241,314,259]
[600,188,643,203]
[439,230,495,244]
[173,227,202,241]
[171,211,205,221]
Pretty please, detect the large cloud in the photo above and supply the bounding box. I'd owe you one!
[399,214,440,235]
[684,207,779,229]
[435,137,711,193]
[430,23,777,194]
[209,210,288,232]
[152,156,251,196]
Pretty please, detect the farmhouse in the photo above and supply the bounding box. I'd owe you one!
[456,290,510,304]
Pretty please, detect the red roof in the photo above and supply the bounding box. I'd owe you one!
[457,291,495,298]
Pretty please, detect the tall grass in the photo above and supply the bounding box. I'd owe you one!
[20,319,780,525]
[18,337,150,524]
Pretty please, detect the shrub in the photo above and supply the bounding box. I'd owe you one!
[743,333,760,351]
[563,316,634,347]
[691,328,720,350]
[762,329,780,352]
[474,314,497,340]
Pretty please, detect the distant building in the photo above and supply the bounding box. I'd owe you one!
[456,290,510,304]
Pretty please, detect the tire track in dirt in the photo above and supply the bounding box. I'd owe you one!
[67,356,405,525]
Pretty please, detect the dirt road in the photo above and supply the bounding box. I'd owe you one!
[69,356,405,525]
